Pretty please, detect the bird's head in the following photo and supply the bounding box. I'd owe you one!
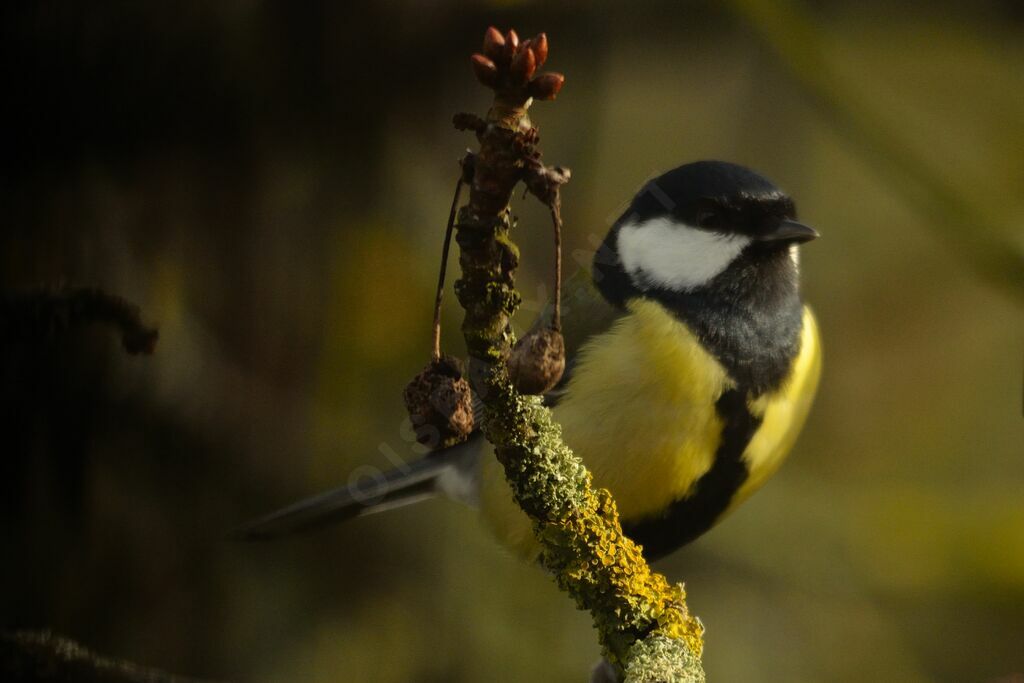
[593,160,817,306]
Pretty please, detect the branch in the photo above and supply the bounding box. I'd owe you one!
[0,286,159,354]
[1,631,213,683]
[451,28,705,681]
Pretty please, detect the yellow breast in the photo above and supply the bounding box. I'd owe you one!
[479,299,821,560]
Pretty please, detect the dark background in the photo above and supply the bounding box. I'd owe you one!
[2,1,1023,681]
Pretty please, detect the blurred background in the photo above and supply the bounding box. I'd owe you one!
[2,1,1022,681]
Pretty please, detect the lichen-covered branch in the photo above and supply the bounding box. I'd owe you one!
[451,28,704,681]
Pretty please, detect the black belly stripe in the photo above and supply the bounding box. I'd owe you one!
[622,388,762,561]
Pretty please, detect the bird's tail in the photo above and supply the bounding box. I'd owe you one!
[231,437,481,541]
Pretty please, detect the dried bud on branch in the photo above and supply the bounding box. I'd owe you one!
[403,355,474,449]
[509,326,565,395]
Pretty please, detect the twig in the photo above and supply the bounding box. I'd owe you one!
[431,177,465,361]
[549,199,563,332]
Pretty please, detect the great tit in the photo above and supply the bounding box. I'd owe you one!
[238,160,822,563]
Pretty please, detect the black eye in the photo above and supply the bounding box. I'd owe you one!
[695,207,722,229]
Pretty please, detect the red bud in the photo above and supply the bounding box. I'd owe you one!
[482,27,505,61]
[528,72,565,100]
[531,33,549,67]
[471,54,499,88]
[403,355,475,448]
[510,44,537,84]
[503,29,520,62]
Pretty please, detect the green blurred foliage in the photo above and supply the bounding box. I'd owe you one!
[1,1,1021,681]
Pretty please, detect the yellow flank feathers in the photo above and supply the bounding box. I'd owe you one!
[479,300,822,560]
[732,307,821,509]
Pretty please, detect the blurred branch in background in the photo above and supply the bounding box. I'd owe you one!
[1,286,160,682]
[1,631,212,683]
[727,0,1024,304]
[1,286,158,355]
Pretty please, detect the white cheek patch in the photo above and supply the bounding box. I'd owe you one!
[617,216,750,291]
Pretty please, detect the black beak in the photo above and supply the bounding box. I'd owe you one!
[757,219,819,244]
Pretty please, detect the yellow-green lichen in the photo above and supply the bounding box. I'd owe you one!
[481,384,704,669]
[624,632,706,683]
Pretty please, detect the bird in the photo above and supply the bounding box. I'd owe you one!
[236,160,822,563]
